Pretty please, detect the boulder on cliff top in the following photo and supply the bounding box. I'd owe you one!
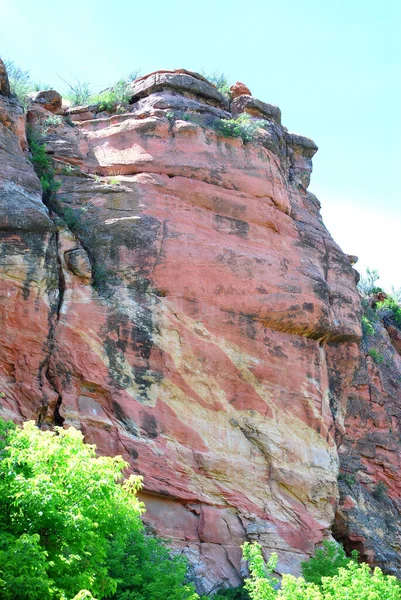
[129,69,230,110]
[230,81,252,98]
[30,89,62,113]
[0,59,10,97]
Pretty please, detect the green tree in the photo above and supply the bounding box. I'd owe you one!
[0,419,199,600]
[300,541,357,586]
[241,542,401,600]
[357,268,381,298]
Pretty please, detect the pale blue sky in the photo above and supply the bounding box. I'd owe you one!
[1,0,400,289]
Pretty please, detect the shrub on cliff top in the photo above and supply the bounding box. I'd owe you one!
[213,114,265,142]
[0,418,199,600]
[3,60,48,108]
[201,71,231,99]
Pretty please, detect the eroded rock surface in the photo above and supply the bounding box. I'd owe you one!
[0,66,382,593]
[331,318,401,577]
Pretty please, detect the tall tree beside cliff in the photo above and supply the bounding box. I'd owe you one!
[0,419,199,600]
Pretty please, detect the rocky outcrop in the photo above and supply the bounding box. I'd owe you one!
[330,316,401,576]
[0,59,10,97]
[0,66,59,425]
[3,63,397,593]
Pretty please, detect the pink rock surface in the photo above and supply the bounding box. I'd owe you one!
[0,66,371,592]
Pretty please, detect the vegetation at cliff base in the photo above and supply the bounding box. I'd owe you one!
[0,418,198,600]
[241,542,401,600]
[1,418,400,599]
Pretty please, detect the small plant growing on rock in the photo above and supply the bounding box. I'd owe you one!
[368,348,384,364]
[42,114,63,130]
[372,481,388,501]
[61,164,76,176]
[357,267,381,298]
[4,60,49,107]
[27,128,60,202]
[202,71,232,99]
[213,114,265,143]
[361,314,375,337]
[376,297,401,329]
[339,472,356,486]
[62,79,91,106]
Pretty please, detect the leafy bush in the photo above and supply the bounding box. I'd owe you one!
[213,114,265,142]
[361,315,375,337]
[301,541,357,586]
[368,348,384,364]
[27,129,60,202]
[43,114,64,129]
[106,530,198,600]
[372,481,388,501]
[338,472,356,486]
[63,79,92,106]
[213,587,250,599]
[3,60,46,107]
[0,418,199,600]
[357,268,381,298]
[91,71,139,112]
[376,297,401,329]
[241,542,400,600]
[202,71,232,99]
[64,70,140,110]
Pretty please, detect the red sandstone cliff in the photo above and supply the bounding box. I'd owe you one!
[1,59,400,593]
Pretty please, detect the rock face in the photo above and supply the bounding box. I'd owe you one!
[2,64,400,592]
[332,320,401,576]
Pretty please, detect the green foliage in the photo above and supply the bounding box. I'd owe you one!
[106,530,198,600]
[61,206,80,229]
[92,263,116,292]
[372,481,388,501]
[61,164,77,176]
[27,129,60,202]
[213,114,265,142]
[338,473,356,486]
[4,60,51,108]
[91,76,134,112]
[63,80,92,107]
[0,419,199,600]
[202,71,232,99]
[376,297,401,329]
[361,315,375,337]
[0,420,144,598]
[43,115,64,130]
[368,348,384,364]
[4,60,36,107]
[242,543,279,600]
[64,70,140,110]
[213,587,250,599]
[300,542,357,586]
[241,542,401,600]
[357,268,380,298]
